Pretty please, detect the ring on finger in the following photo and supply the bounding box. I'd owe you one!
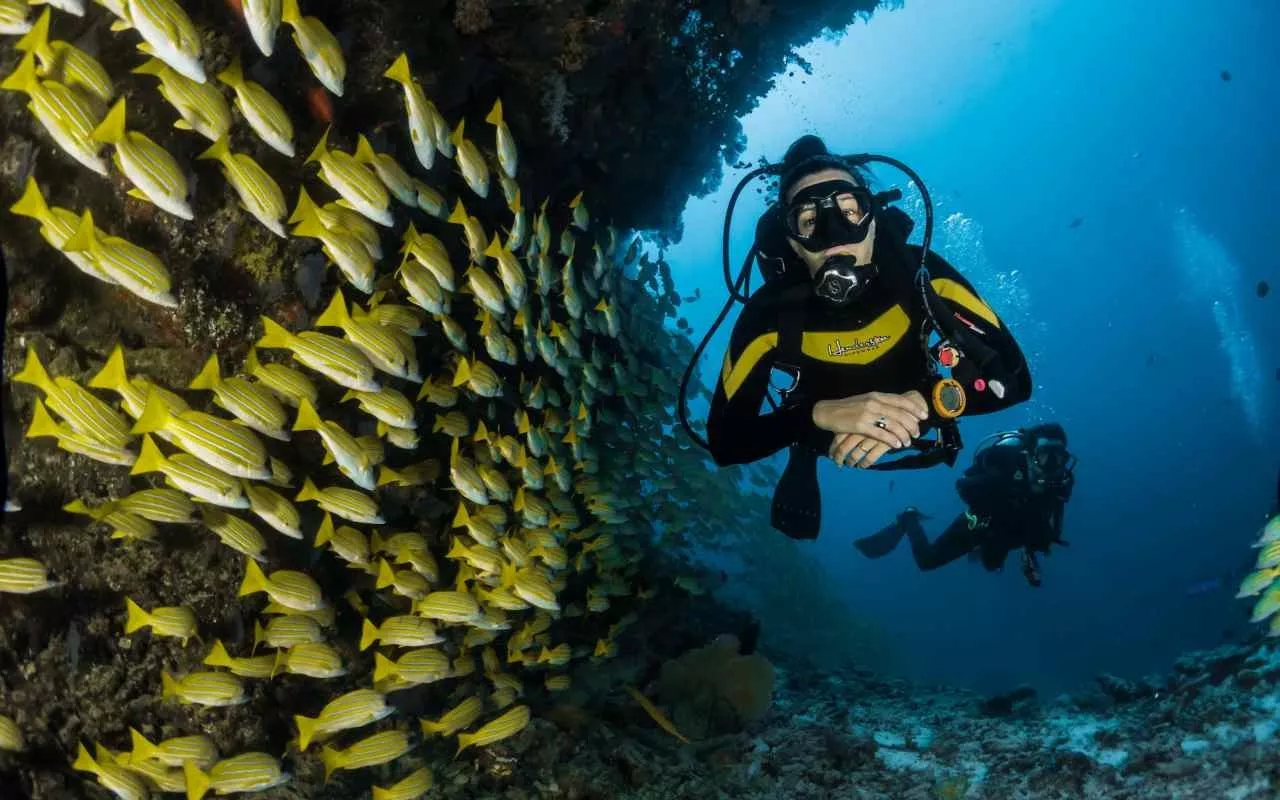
[874,416,888,430]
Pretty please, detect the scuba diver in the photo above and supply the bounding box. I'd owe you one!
[680,135,1033,539]
[855,423,1077,587]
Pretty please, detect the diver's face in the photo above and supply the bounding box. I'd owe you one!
[784,168,876,277]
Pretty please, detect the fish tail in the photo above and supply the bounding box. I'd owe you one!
[214,56,243,88]
[485,98,504,126]
[499,562,517,590]
[0,51,40,95]
[288,188,326,236]
[375,559,395,590]
[570,191,584,208]
[88,345,130,392]
[61,210,99,255]
[513,487,526,511]
[187,354,222,390]
[62,499,92,517]
[304,126,331,167]
[195,134,231,163]
[13,345,56,395]
[280,0,302,25]
[127,728,158,763]
[130,435,166,476]
[447,200,467,225]
[130,57,167,77]
[130,390,173,436]
[451,357,471,388]
[252,619,267,652]
[354,134,376,165]
[372,652,396,683]
[25,399,62,441]
[71,743,98,775]
[124,597,152,634]
[483,234,501,259]
[90,97,128,145]
[243,347,263,376]
[450,120,465,147]
[372,787,390,800]
[291,397,323,433]
[270,648,286,679]
[256,316,295,351]
[314,289,351,330]
[294,714,319,750]
[183,760,212,800]
[451,502,471,527]
[382,52,412,86]
[14,8,52,60]
[454,734,473,758]
[203,639,233,668]
[375,466,400,487]
[320,745,340,783]
[9,177,51,224]
[314,512,334,547]
[160,670,179,700]
[238,558,270,598]
[296,477,321,503]
[358,617,379,650]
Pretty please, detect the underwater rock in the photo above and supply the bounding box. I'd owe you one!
[978,683,1038,717]
[1095,672,1155,704]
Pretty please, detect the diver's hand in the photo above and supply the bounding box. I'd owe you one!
[829,433,897,469]
[812,391,929,449]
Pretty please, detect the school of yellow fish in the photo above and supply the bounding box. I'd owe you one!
[0,0,751,796]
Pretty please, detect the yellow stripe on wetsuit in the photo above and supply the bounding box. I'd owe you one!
[930,278,1000,328]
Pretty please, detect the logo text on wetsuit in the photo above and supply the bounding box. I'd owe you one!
[827,335,891,358]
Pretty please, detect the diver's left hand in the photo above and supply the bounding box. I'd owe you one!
[830,433,899,469]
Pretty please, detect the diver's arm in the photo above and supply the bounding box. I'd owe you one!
[706,312,832,466]
[921,250,1033,415]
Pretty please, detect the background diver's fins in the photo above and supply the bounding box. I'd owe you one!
[854,521,909,559]
[771,446,821,539]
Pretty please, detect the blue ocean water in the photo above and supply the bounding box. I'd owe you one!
[670,0,1279,696]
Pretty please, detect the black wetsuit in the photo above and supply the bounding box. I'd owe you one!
[706,237,1032,467]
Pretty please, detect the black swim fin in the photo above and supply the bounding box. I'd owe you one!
[771,445,821,539]
[853,522,908,559]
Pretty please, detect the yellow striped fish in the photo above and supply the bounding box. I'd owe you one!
[420,696,482,737]
[412,590,481,624]
[1,52,107,175]
[376,460,439,489]
[353,293,426,336]
[379,423,418,450]
[256,316,379,392]
[485,98,518,180]
[505,566,560,612]
[315,290,420,381]
[0,2,32,37]
[464,263,507,317]
[8,176,110,282]
[125,727,216,770]
[13,345,132,448]
[448,439,488,505]
[271,641,345,679]
[89,345,189,425]
[341,387,415,430]
[203,639,276,679]
[111,0,205,83]
[433,410,470,438]
[484,234,527,309]
[545,674,571,692]
[183,752,289,800]
[398,258,449,317]
[414,178,446,218]
[112,748,185,792]
[91,98,192,220]
[392,547,439,582]
[132,57,230,141]
[400,223,456,291]
[263,602,334,628]
[124,597,196,643]
[456,705,530,755]
[314,512,370,566]
[355,134,416,206]
[115,487,196,523]
[304,126,390,225]
[17,10,112,104]
[280,0,344,95]
[253,615,322,650]
[161,670,246,707]
[321,729,411,780]
[288,187,376,293]
[61,210,175,308]
[242,0,282,57]
[292,398,374,490]
[375,559,428,600]
[244,347,317,408]
[71,743,149,800]
[296,478,383,525]
[216,57,293,156]
[449,120,489,199]
[196,135,286,237]
[238,558,326,611]
[382,52,441,171]
[131,391,269,480]
[373,767,432,800]
[416,376,457,408]
[359,615,441,650]
[294,689,392,750]
[201,507,268,562]
[26,399,135,467]
[131,435,247,508]
[188,354,289,441]
[240,480,301,539]
[372,649,450,687]
[0,557,57,594]
[447,200,488,265]
[321,200,383,259]
[452,356,502,398]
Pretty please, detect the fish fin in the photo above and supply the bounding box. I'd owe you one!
[452,502,470,527]
[569,191,583,208]
[314,290,350,329]
[127,728,157,764]
[109,18,132,32]
[8,177,50,223]
[294,714,319,750]
[183,760,212,800]
[130,390,173,435]
[382,52,411,85]
[90,97,127,144]
[280,0,301,25]
[244,347,262,376]
[160,670,178,700]
[354,134,376,164]
[450,120,465,147]
[485,98,504,126]
[72,743,98,775]
[203,639,233,668]
[375,558,395,589]
[375,466,399,487]
[372,652,396,683]
[61,210,98,254]
[14,8,52,57]
[173,118,192,130]
[195,135,230,163]
[130,435,166,476]
[295,477,320,503]
[252,619,266,652]
[124,597,151,634]
[187,354,222,390]
[270,648,286,679]
[511,189,523,213]
[125,187,148,201]
[238,558,269,597]
[304,126,331,167]
[288,188,325,236]
[13,345,56,395]
[25,399,62,440]
[214,56,243,88]
[452,357,471,388]
[483,234,501,259]
[314,512,334,547]
[321,449,334,466]
[0,51,40,95]
[292,397,323,433]
[514,486,526,511]
[130,58,167,77]
[320,745,340,783]
[256,316,295,350]
[358,617,378,650]
[447,200,466,224]
[62,498,93,517]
